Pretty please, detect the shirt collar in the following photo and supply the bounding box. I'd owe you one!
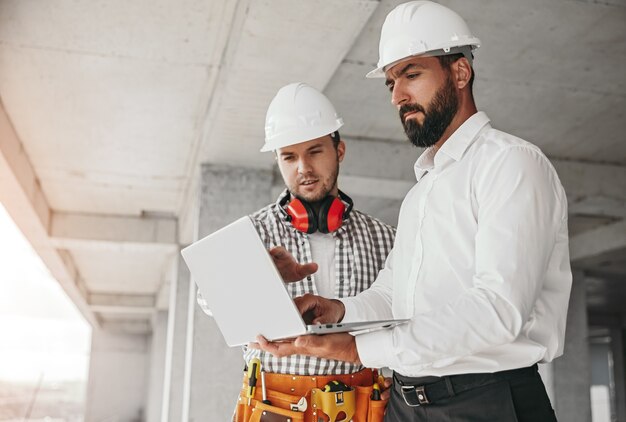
[275,188,291,209]
[414,111,491,181]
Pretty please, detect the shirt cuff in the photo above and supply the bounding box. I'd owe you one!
[354,328,395,369]
[339,297,360,323]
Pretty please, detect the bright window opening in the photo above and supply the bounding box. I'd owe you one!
[0,203,91,421]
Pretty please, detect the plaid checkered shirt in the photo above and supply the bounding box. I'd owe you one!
[198,189,395,375]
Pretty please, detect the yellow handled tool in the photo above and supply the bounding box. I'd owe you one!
[246,358,261,405]
[371,383,381,400]
[377,373,386,387]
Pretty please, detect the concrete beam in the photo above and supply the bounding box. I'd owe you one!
[285,135,626,207]
[100,320,152,335]
[57,248,91,298]
[270,173,414,202]
[568,195,626,218]
[569,219,626,262]
[92,306,155,316]
[50,211,178,249]
[89,293,156,315]
[549,159,626,205]
[340,136,626,212]
[341,136,420,182]
[0,99,97,327]
[339,175,414,200]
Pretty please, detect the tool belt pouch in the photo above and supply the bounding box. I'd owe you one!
[235,388,305,422]
[311,387,356,422]
[235,368,384,422]
[354,385,388,422]
[250,402,305,422]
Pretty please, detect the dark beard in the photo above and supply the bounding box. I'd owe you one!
[399,75,459,148]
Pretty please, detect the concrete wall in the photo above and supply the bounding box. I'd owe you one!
[85,329,149,422]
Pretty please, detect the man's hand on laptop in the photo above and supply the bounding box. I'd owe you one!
[250,332,360,364]
[295,293,345,324]
[269,246,318,282]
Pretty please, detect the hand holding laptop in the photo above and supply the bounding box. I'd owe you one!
[250,294,360,362]
[251,331,361,364]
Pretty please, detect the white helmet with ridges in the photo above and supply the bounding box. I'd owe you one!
[367,1,481,78]
[261,83,344,152]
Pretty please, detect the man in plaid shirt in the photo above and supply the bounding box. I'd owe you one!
[198,83,395,421]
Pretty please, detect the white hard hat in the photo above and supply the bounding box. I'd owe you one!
[261,83,344,152]
[366,1,481,78]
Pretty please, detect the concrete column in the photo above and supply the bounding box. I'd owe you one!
[610,326,626,422]
[162,254,192,421]
[187,164,274,420]
[553,270,592,422]
[145,311,168,422]
[84,329,149,422]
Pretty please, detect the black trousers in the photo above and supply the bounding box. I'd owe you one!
[385,365,557,422]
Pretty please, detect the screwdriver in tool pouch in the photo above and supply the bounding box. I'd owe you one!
[246,358,261,405]
[261,369,271,405]
[371,383,381,400]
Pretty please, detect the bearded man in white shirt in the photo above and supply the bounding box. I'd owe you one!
[253,2,572,421]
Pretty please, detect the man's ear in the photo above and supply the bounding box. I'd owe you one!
[453,57,473,90]
[337,140,346,163]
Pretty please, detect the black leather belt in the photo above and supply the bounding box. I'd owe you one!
[393,364,538,407]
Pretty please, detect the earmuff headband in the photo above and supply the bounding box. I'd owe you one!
[279,190,353,233]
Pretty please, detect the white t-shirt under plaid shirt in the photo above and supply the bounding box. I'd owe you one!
[198,189,395,375]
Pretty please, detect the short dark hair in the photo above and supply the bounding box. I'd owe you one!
[330,131,341,149]
[437,53,475,91]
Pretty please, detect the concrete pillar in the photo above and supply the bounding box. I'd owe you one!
[187,163,273,420]
[145,311,168,422]
[85,329,149,422]
[610,326,626,422]
[553,270,592,422]
[162,254,191,421]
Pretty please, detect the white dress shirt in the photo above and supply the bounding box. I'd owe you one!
[341,112,572,377]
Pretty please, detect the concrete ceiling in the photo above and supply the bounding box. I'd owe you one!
[1,0,625,334]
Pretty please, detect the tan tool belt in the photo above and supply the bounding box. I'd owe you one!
[234,368,387,422]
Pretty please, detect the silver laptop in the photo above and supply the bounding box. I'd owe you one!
[181,216,408,347]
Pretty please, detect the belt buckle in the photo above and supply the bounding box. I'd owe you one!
[400,385,430,407]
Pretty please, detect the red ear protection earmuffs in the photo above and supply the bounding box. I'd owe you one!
[279,190,353,234]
